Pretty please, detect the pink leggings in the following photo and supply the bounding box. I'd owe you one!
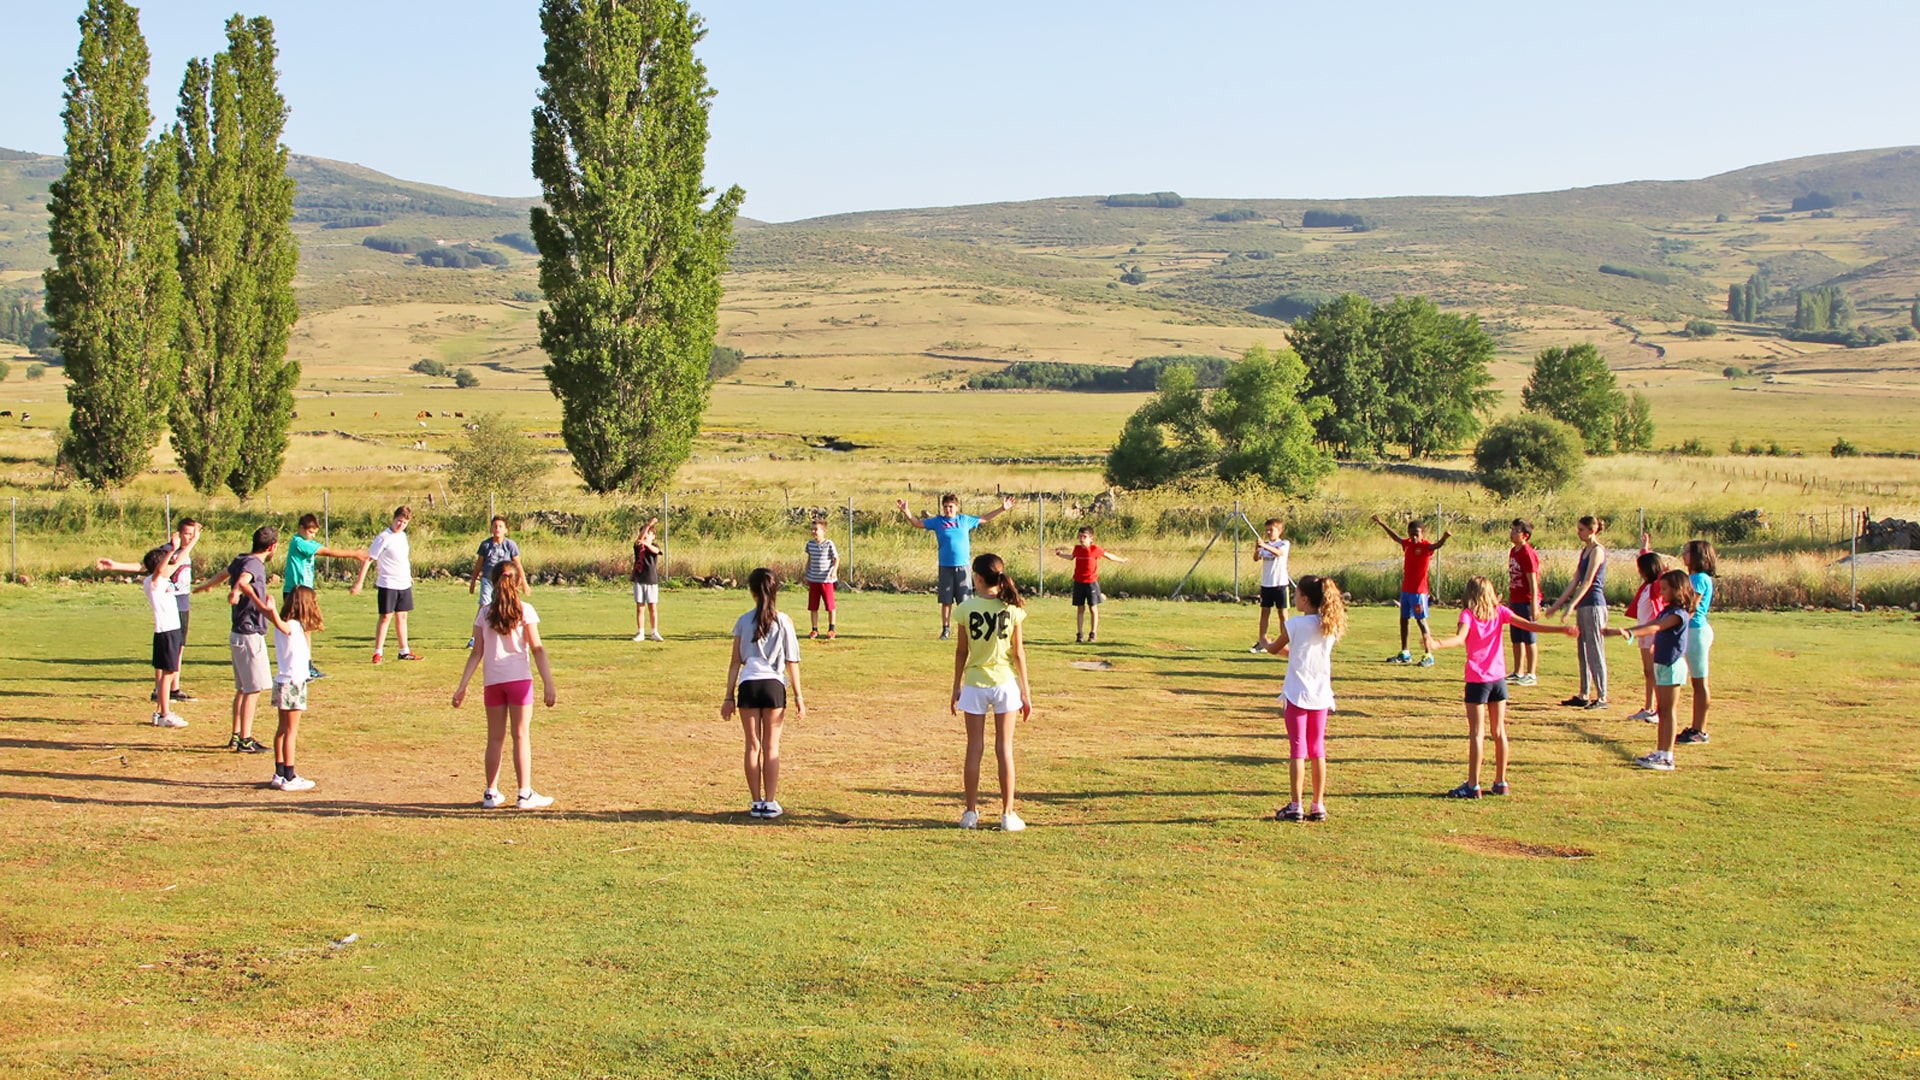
[1284,700,1328,760]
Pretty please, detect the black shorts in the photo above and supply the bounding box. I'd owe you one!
[1260,585,1290,610]
[377,586,415,615]
[152,629,184,674]
[1071,580,1102,607]
[1465,679,1510,705]
[1508,601,1536,644]
[735,679,787,710]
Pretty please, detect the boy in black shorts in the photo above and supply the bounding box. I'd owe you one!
[1053,526,1128,643]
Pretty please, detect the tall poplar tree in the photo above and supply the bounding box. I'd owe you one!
[531,0,744,494]
[170,52,249,494]
[44,0,181,488]
[222,15,299,500]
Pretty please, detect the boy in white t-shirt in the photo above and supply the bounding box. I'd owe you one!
[1249,518,1294,653]
[353,505,420,663]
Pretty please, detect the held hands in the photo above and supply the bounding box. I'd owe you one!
[1560,625,1580,638]
[95,558,114,571]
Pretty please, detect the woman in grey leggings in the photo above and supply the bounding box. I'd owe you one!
[1546,516,1610,709]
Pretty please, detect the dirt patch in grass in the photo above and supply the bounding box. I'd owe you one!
[1446,834,1595,859]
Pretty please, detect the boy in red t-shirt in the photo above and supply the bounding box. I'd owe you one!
[1372,515,1451,666]
[1053,526,1128,643]
[1506,518,1544,686]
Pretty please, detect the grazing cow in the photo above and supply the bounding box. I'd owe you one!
[416,410,430,419]
[454,411,464,418]
[19,413,29,423]
[0,411,11,418]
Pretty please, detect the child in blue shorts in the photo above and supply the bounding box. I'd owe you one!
[1372,515,1450,666]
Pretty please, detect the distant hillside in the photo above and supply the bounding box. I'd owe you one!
[5,145,1920,329]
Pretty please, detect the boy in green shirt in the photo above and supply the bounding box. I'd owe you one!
[283,513,368,679]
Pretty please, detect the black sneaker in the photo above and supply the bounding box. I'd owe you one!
[938,626,952,641]
[236,736,268,754]
[1560,696,1590,707]
[1676,728,1710,744]
[1447,782,1482,799]
[170,688,195,702]
[308,666,327,681]
[226,733,243,752]
[1275,802,1305,822]
[1489,781,1510,796]
[1583,699,1609,711]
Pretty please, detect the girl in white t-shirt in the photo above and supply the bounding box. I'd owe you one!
[110,543,195,729]
[269,587,323,791]
[453,563,558,809]
[1262,575,1345,821]
[722,568,806,819]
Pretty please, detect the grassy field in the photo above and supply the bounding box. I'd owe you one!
[1,585,1916,1076]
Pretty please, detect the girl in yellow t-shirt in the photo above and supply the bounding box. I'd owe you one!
[949,553,1033,832]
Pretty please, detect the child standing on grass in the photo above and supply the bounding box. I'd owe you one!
[1425,576,1577,798]
[631,518,663,642]
[1371,515,1450,666]
[468,515,526,647]
[1676,540,1717,746]
[110,543,195,729]
[951,553,1033,832]
[97,521,203,705]
[1248,518,1292,653]
[269,587,323,792]
[1545,515,1610,710]
[1611,569,1700,772]
[453,562,558,809]
[220,528,289,753]
[283,513,367,680]
[1626,540,1666,723]
[721,568,806,819]
[353,507,420,663]
[803,519,839,640]
[1506,519,1543,686]
[1262,575,1345,822]
[1054,525,1127,643]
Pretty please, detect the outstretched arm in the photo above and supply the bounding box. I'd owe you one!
[1425,617,1470,652]
[1509,614,1578,637]
[977,494,1018,523]
[1102,550,1129,563]
[1612,611,1680,641]
[95,558,142,573]
[1370,515,1404,543]
[895,498,927,528]
[1432,530,1454,551]
[195,568,231,595]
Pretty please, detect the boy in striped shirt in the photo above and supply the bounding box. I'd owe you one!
[804,518,840,639]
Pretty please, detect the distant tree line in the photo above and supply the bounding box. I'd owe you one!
[416,246,507,269]
[0,289,51,351]
[1251,289,1335,322]
[708,345,744,381]
[1792,285,1854,332]
[1726,270,1767,321]
[1209,207,1263,222]
[1301,210,1373,231]
[1790,192,1838,212]
[362,234,440,254]
[969,355,1231,392]
[319,213,390,229]
[1598,264,1675,285]
[1104,192,1184,208]
[493,231,540,254]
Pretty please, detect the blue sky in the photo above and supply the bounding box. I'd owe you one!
[4,0,1919,222]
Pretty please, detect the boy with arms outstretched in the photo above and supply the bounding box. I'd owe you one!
[1372,514,1450,666]
[1053,525,1127,643]
[1249,518,1293,653]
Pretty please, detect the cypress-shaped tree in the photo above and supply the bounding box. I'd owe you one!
[44,0,182,488]
[170,52,249,494]
[222,16,299,500]
[531,0,744,494]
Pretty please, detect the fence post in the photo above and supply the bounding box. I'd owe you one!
[1232,499,1241,602]
[9,497,15,584]
[1850,507,1859,611]
[1036,494,1045,598]
[165,493,172,535]
[846,497,854,584]
[661,491,670,581]
[490,492,495,521]
[323,490,331,580]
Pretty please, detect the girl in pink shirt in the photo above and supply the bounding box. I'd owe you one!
[1626,541,1668,723]
[453,562,559,809]
[1425,576,1574,798]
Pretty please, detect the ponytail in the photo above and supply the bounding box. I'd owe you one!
[747,567,781,641]
[1298,575,1346,640]
[486,562,526,635]
[970,552,1024,608]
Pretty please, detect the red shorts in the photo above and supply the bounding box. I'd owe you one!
[807,581,836,612]
[484,679,534,707]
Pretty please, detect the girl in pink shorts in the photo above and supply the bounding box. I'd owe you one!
[1425,576,1575,798]
[454,562,558,809]
[1262,575,1347,822]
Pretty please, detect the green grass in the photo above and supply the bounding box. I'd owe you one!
[3,584,1918,1076]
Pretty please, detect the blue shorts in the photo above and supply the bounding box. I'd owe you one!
[1684,622,1713,679]
[1399,591,1429,621]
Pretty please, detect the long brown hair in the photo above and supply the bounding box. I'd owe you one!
[971,553,1024,608]
[1657,568,1700,614]
[1684,539,1717,577]
[486,561,527,634]
[747,567,781,641]
[279,585,324,633]
[1297,575,1346,640]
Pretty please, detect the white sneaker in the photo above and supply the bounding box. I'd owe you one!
[516,791,554,809]
[1627,708,1656,722]
[958,809,979,829]
[1635,751,1675,771]
[481,790,505,809]
[1515,674,1537,687]
[281,775,315,792]
[1000,811,1026,832]
[649,631,664,642]
[151,712,187,729]
[1249,640,1267,654]
[269,774,287,790]
[631,632,647,642]
[761,799,783,819]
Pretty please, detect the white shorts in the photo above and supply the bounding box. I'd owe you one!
[633,583,659,604]
[957,682,1022,716]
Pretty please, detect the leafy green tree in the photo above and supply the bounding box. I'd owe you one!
[1617,390,1655,451]
[1286,293,1387,456]
[453,367,479,388]
[1794,285,1854,332]
[448,413,554,508]
[531,0,744,494]
[0,361,11,383]
[1520,343,1626,454]
[1685,318,1718,338]
[221,16,299,501]
[1474,415,1584,497]
[1103,346,1332,495]
[43,0,182,489]
[1374,296,1497,457]
[26,363,48,381]
[1830,436,1860,458]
